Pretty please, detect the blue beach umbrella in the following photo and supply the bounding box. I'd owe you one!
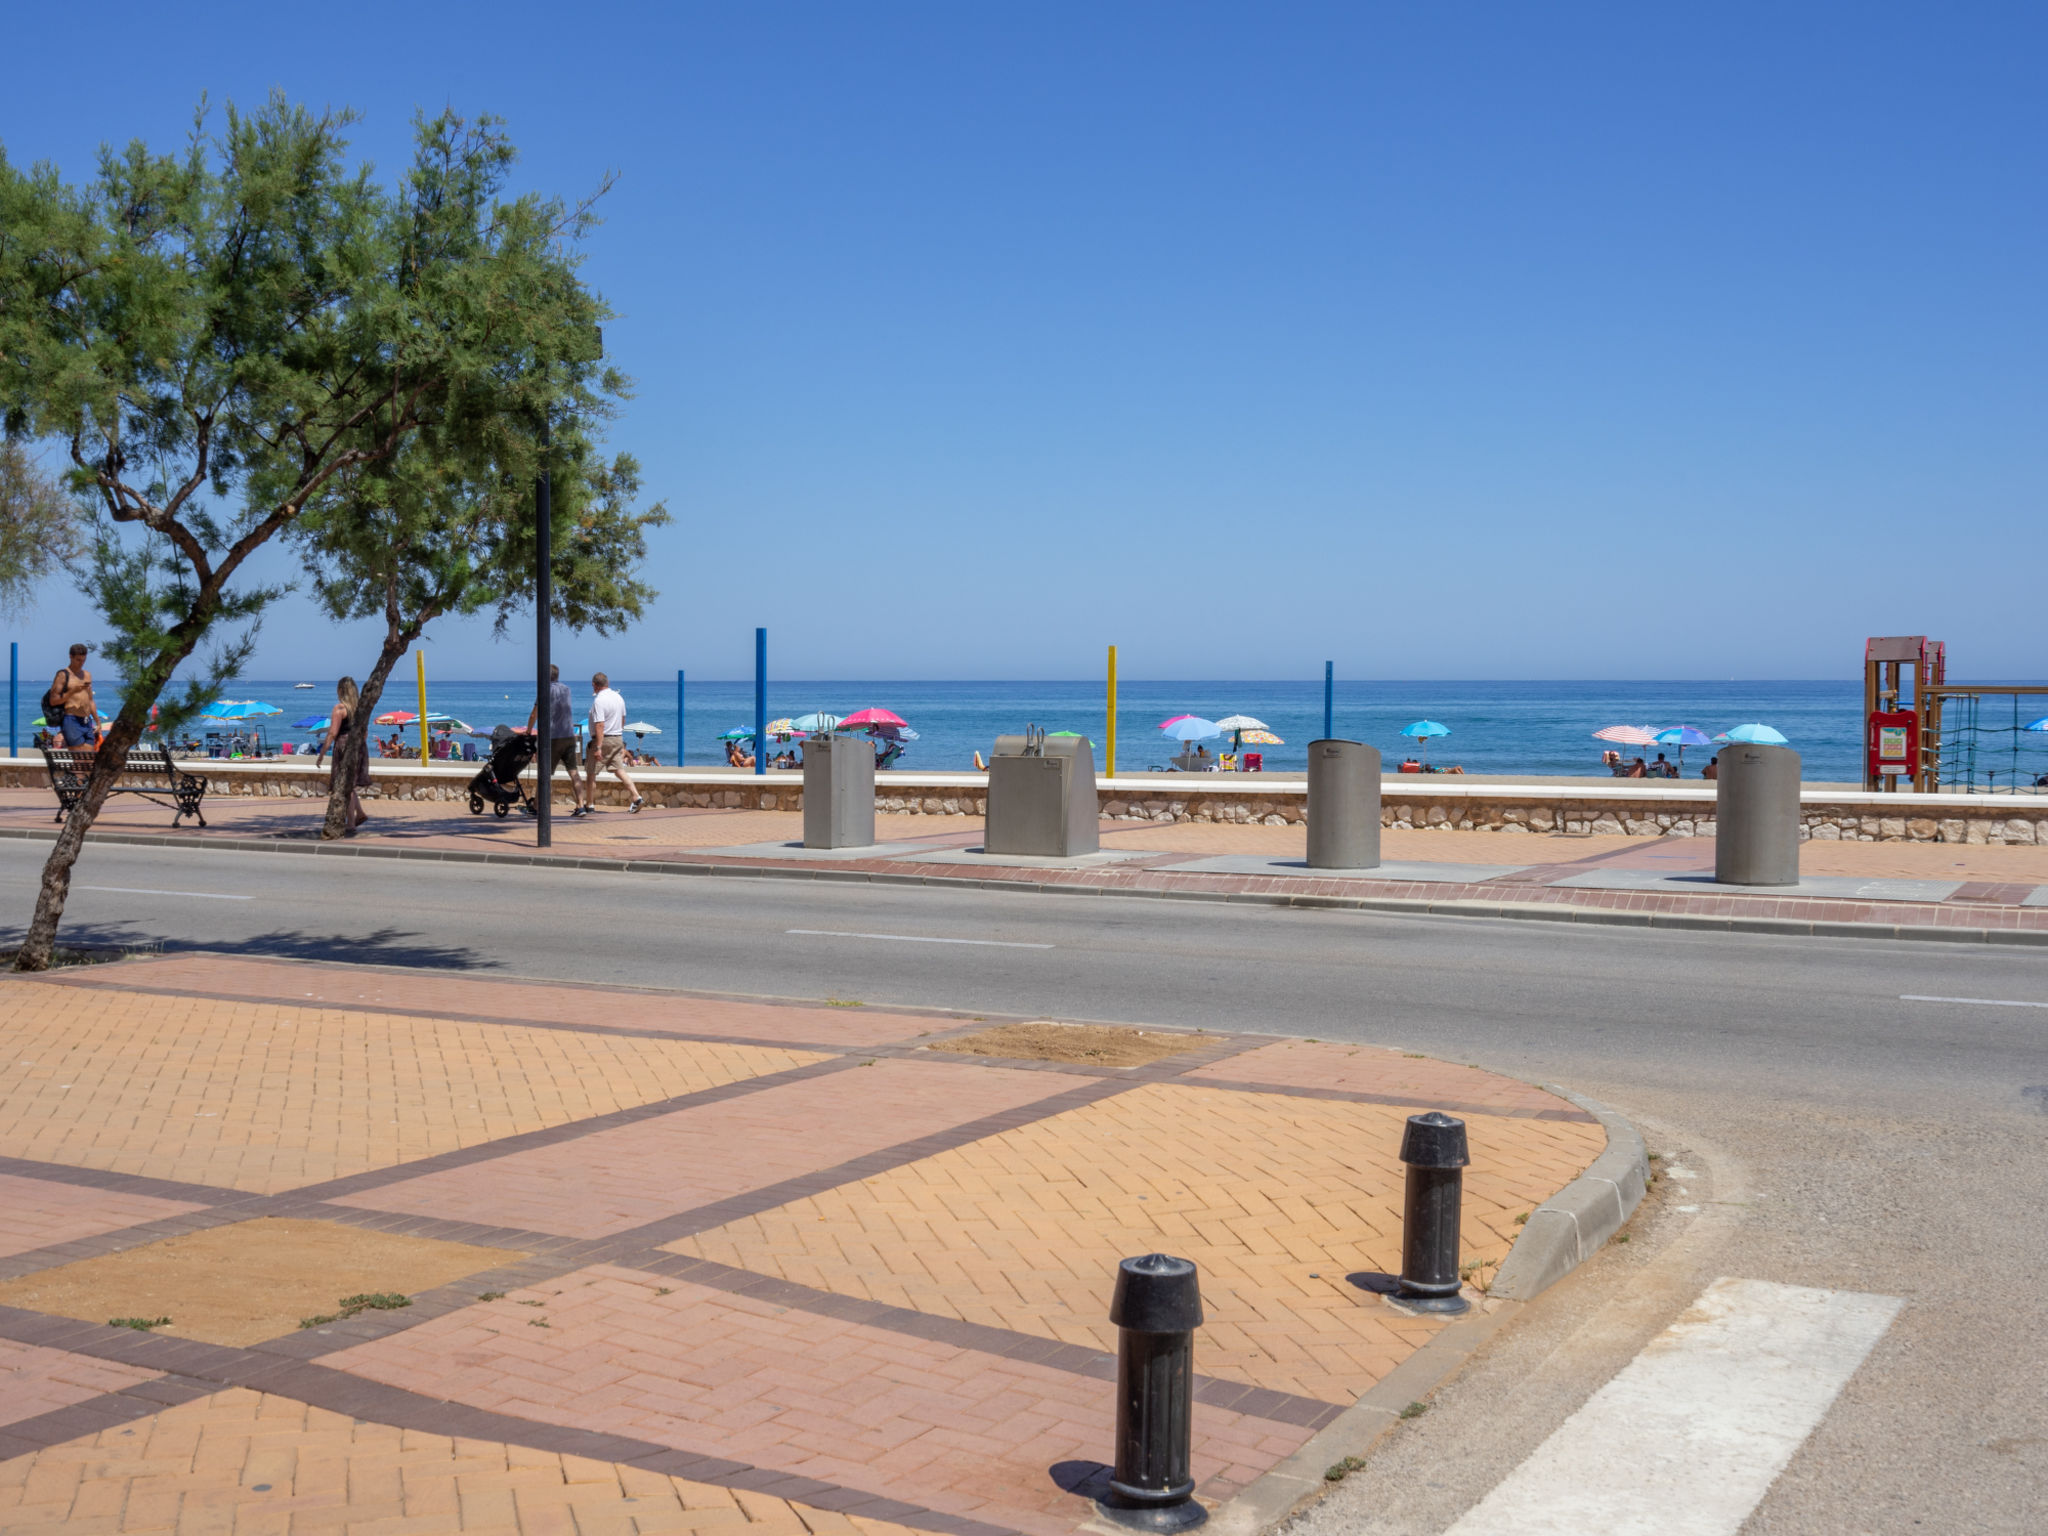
[1655,725,1713,748]
[1160,717,1221,741]
[290,714,329,730]
[206,699,281,718]
[1720,723,1789,745]
[2025,717,2048,732]
[717,727,755,741]
[1400,720,1451,739]
[791,712,841,733]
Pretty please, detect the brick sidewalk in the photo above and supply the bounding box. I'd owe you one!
[0,956,1604,1534]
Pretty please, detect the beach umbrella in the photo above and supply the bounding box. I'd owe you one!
[1047,730,1095,746]
[1654,723,1714,771]
[2025,718,2048,732]
[764,717,799,738]
[1237,729,1284,746]
[624,721,663,737]
[1213,715,1267,732]
[375,710,417,725]
[206,699,281,718]
[791,712,841,732]
[1400,720,1451,738]
[290,714,329,730]
[1721,723,1790,745]
[717,726,755,741]
[869,724,919,741]
[840,707,908,729]
[1592,724,1660,747]
[1161,716,1221,741]
[1158,714,1195,728]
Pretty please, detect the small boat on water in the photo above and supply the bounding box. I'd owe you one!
[293,682,315,689]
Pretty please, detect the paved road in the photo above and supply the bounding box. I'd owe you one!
[3,839,2044,1532]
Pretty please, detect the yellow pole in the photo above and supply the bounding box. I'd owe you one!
[415,649,429,766]
[1106,644,1118,779]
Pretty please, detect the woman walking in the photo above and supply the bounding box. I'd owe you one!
[315,677,371,834]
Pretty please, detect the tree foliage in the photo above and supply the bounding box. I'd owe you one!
[0,441,84,618]
[0,96,630,967]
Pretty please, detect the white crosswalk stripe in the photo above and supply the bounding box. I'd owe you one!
[1445,1277,1901,1535]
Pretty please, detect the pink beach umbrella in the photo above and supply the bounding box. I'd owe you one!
[1592,725,1660,746]
[840,707,908,729]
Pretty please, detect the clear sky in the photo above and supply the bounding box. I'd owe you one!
[4,2,2043,682]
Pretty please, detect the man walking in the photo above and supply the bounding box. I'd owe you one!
[48,644,99,747]
[576,671,643,815]
[524,663,580,814]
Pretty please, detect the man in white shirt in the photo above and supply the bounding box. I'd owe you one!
[576,672,643,815]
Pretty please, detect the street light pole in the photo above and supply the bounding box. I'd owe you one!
[535,411,553,849]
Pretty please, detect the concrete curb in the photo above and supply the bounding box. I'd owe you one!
[1489,1089,1649,1301]
[3,824,2044,947]
[1204,1089,1647,1536]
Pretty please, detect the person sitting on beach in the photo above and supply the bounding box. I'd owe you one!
[1702,756,1718,780]
[1601,749,1621,772]
[1626,757,1648,778]
[1398,757,1422,773]
[1652,752,1675,778]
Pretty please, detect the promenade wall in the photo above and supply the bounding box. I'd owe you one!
[3,753,2044,844]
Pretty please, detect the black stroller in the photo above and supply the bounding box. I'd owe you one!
[468,726,538,817]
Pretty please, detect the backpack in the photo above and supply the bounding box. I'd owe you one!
[41,678,65,720]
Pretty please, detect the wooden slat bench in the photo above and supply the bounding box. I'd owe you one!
[40,746,210,827]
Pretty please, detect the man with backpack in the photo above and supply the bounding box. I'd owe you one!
[47,644,99,748]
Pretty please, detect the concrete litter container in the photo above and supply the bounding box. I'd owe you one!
[1306,738,1382,869]
[802,733,876,849]
[1715,742,1801,886]
[986,728,1099,857]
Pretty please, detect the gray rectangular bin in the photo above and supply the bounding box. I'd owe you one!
[802,733,876,849]
[985,731,1099,857]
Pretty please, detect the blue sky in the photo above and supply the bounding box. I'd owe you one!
[4,2,2043,682]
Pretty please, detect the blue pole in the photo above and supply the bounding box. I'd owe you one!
[1323,660,1334,740]
[753,628,767,775]
[676,668,685,769]
[8,642,16,758]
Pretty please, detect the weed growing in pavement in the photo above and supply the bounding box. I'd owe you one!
[477,1291,506,1302]
[1403,1052,1427,1059]
[299,1293,411,1329]
[1615,1233,1632,1244]
[1399,1401,1429,1420]
[1324,1456,1368,1481]
[517,1299,544,1306]
[826,998,864,1008]
[529,1318,550,1327]
[655,1287,673,1296]
[109,1316,171,1331]
[1514,1211,1530,1225]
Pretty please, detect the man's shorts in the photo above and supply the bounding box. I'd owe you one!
[588,735,626,772]
[60,714,99,747]
[543,736,578,779]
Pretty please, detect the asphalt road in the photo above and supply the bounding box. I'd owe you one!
[3,838,2045,1533]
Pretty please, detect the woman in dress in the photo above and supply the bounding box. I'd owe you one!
[314,676,371,833]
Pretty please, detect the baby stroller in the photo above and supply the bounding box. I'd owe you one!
[468,726,537,818]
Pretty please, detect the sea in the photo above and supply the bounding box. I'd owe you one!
[18,676,2048,787]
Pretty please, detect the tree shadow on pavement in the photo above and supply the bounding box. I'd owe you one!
[3,921,494,973]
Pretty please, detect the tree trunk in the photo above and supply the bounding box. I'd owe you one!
[320,632,417,840]
[14,710,150,970]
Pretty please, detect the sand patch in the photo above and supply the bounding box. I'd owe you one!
[928,1021,1198,1067]
[0,1217,522,1346]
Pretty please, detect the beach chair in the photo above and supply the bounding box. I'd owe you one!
[1244,752,1263,772]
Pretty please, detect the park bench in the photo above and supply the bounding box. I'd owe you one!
[40,745,210,827]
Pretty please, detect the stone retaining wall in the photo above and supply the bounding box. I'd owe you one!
[3,758,2043,844]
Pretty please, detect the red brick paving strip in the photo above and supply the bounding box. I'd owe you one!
[337,1059,1101,1239]
[0,1339,162,1434]
[1185,1040,1585,1118]
[329,1264,1314,1536]
[0,1174,207,1263]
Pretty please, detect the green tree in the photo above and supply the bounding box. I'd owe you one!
[0,97,622,969]
[296,418,668,839]
[0,441,85,617]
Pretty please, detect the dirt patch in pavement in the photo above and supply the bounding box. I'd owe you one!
[0,1217,523,1346]
[928,1021,1199,1067]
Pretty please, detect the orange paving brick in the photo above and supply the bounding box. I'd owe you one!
[0,1384,934,1536]
[340,1058,1098,1238]
[71,954,946,1048]
[0,1173,205,1262]
[667,1082,1603,1403]
[1185,1040,1582,1117]
[0,1339,160,1433]
[0,984,824,1194]
[331,1265,1312,1536]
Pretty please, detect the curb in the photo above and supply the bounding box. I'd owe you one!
[1204,1088,1647,1536]
[3,824,2044,948]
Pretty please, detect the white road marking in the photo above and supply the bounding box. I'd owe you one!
[76,885,252,901]
[1900,994,2048,1009]
[786,929,1052,949]
[1445,1276,1900,1536]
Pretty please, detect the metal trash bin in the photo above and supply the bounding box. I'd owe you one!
[986,726,1099,857]
[802,733,876,849]
[1306,738,1381,869]
[1715,742,1801,886]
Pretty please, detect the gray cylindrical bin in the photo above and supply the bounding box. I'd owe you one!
[1715,742,1801,886]
[802,733,876,849]
[1306,739,1381,869]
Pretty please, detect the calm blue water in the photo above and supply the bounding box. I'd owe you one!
[18,676,2045,785]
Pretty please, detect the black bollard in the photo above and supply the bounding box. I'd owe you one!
[1100,1253,1207,1531]
[1397,1111,1470,1314]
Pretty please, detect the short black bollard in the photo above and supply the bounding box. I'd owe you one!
[1100,1253,1207,1531]
[1397,1111,1471,1314]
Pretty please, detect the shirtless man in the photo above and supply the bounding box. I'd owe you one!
[50,644,99,747]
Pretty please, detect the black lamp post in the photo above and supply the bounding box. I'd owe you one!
[534,409,552,848]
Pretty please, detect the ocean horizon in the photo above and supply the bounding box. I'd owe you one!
[17,676,2048,787]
